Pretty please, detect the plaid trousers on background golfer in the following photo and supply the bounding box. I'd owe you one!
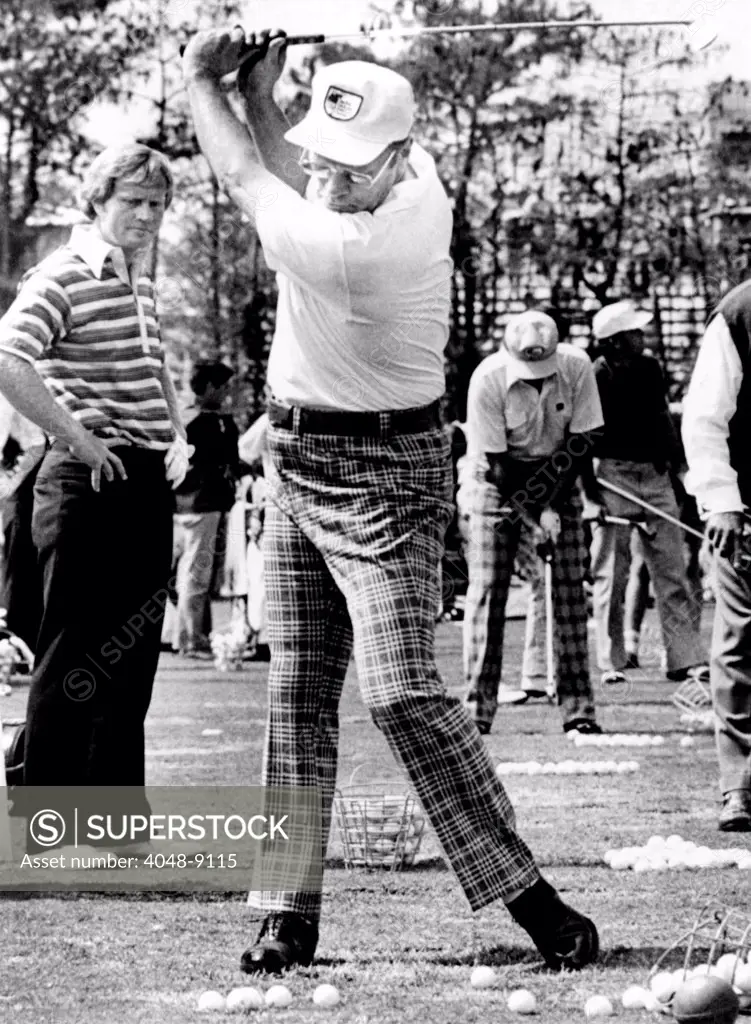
[249,423,540,919]
[463,482,595,731]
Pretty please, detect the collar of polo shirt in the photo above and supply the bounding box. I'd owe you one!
[69,224,145,286]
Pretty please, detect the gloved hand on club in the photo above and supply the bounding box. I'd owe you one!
[581,497,607,523]
[180,26,287,89]
[539,507,561,545]
[164,435,195,489]
[236,29,288,97]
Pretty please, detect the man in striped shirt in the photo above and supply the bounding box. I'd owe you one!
[0,144,189,816]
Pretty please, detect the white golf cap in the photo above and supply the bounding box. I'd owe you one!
[284,60,416,167]
[503,310,559,380]
[592,300,652,340]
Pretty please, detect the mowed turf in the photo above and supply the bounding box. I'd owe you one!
[0,598,749,1024]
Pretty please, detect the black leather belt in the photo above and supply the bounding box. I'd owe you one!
[267,399,442,438]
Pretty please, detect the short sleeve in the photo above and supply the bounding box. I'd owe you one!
[0,272,69,364]
[569,358,604,434]
[466,365,507,454]
[254,188,353,309]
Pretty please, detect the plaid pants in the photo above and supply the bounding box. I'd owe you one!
[249,424,539,919]
[463,484,595,730]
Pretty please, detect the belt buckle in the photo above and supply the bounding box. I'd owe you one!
[378,411,391,440]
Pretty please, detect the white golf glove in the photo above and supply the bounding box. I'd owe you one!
[539,507,562,545]
[164,435,194,489]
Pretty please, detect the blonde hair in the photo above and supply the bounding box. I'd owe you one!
[78,143,174,219]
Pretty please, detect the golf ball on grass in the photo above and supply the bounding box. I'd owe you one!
[672,976,740,1024]
[621,985,650,1009]
[265,984,293,1008]
[604,835,751,872]
[470,965,497,989]
[313,984,341,1008]
[197,990,226,1011]
[584,994,614,1017]
[650,970,679,1002]
[507,988,537,1014]
[642,991,662,1012]
[226,986,264,1011]
[715,953,744,984]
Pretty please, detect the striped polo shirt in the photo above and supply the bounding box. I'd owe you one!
[0,224,174,449]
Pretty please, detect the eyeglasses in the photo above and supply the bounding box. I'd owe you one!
[299,148,399,189]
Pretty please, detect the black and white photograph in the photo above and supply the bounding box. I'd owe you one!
[0,0,751,1020]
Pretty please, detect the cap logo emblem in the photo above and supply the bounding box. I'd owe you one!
[323,86,364,121]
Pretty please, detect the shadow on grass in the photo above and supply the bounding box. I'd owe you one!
[431,944,675,970]
[432,945,542,967]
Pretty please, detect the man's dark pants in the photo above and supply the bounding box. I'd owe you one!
[711,554,751,795]
[24,443,172,794]
[2,463,44,649]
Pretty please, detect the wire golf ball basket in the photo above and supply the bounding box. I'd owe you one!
[671,677,714,729]
[333,764,427,871]
[648,900,751,1014]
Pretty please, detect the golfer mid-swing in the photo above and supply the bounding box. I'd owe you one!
[183,27,598,974]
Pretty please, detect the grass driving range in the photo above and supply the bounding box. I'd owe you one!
[0,599,747,1024]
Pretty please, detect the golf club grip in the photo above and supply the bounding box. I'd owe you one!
[178,33,325,59]
[284,33,327,45]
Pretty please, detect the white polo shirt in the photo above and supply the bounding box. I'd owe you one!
[459,343,603,512]
[255,143,453,411]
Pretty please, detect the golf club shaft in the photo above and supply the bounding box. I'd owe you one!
[179,19,693,60]
[596,478,704,541]
[603,515,654,537]
[544,556,555,699]
[278,19,693,46]
[604,515,635,528]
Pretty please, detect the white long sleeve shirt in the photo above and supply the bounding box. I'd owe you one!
[682,313,745,515]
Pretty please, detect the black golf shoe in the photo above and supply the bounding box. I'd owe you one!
[507,878,599,970]
[240,913,318,974]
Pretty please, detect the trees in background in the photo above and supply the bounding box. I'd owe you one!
[387,0,598,419]
[0,0,160,303]
[3,0,749,418]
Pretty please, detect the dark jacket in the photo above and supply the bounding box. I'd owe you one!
[173,409,240,514]
[592,353,679,468]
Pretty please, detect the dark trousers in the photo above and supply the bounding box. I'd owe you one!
[24,444,172,789]
[2,462,44,649]
[711,554,751,795]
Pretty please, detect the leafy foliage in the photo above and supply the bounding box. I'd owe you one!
[4,1,750,417]
[387,0,598,418]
